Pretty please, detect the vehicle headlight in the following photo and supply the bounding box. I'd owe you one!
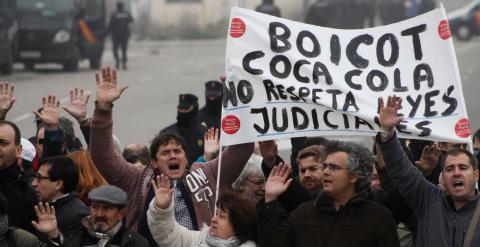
[53,30,71,43]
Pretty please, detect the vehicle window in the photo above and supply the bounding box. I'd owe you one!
[17,0,74,13]
[0,0,6,14]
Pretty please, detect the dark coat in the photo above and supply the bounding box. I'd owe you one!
[52,193,89,234]
[255,3,281,17]
[60,226,149,247]
[257,192,400,247]
[0,164,36,234]
[197,104,221,130]
[108,11,133,41]
[0,228,46,247]
[379,134,480,247]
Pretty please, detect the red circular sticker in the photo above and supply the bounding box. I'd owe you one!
[230,18,246,38]
[455,118,471,138]
[438,19,451,40]
[222,115,241,135]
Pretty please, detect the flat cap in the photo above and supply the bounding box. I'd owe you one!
[88,185,127,207]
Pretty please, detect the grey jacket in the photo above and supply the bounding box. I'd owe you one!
[379,134,480,247]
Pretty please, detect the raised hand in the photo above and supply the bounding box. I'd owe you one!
[33,95,60,130]
[31,202,59,239]
[152,174,174,209]
[0,82,16,119]
[219,75,226,83]
[63,88,90,122]
[204,128,220,161]
[415,144,440,176]
[95,66,128,110]
[265,162,292,203]
[378,95,404,133]
[259,140,278,168]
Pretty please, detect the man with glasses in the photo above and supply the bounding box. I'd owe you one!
[32,156,89,234]
[232,153,266,203]
[257,141,400,247]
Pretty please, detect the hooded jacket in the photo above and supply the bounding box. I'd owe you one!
[379,133,480,247]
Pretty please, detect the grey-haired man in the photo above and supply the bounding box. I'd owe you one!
[257,141,400,247]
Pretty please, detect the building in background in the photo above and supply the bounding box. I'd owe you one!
[131,0,304,39]
[125,0,469,39]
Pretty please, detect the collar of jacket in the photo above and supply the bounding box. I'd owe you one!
[313,190,368,214]
[444,189,480,212]
[0,161,20,182]
[52,192,76,207]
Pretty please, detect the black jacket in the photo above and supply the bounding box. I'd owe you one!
[197,105,221,130]
[257,192,400,247]
[60,224,149,247]
[0,163,36,234]
[108,11,133,40]
[52,193,89,234]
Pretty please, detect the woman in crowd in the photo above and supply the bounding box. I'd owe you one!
[147,174,258,247]
[68,149,108,203]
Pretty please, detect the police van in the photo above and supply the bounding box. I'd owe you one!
[16,0,107,71]
[0,0,17,75]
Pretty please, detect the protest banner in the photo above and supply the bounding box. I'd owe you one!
[221,7,471,146]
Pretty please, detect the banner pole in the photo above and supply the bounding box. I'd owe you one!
[214,144,223,215]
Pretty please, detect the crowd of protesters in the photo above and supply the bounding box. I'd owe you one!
[0,2,478,246]
[0,64,479,247]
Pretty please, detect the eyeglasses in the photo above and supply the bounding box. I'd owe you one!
[246,178,266,187]
[33,173,51,181]
[320,163,350,173]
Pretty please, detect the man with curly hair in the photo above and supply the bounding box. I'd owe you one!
[257,140,400,247]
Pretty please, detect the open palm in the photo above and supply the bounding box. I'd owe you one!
[0,82,16,114]
[95,66,128,105]
[34,95,60,128]
[204,128,220,160]
[265,163,292,203]
[378,96,404,132]
[63,88,89,121]
[31,202,58,237]
[152,174,174,209]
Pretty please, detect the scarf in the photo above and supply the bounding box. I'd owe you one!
[0,163,20,182]
[81,216,123,247]
[0,215,8,237]
[204,227,241,247]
